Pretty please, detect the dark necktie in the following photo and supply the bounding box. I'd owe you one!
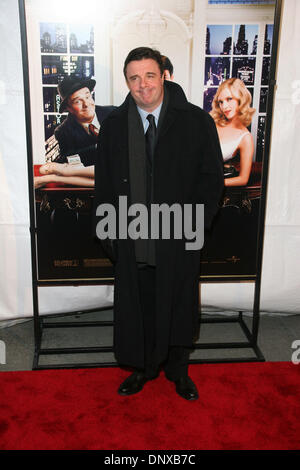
[145,114,156,165]
[89,123,99,137]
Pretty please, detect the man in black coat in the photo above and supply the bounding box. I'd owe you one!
[95,48,224,400]
[54,76,115,167]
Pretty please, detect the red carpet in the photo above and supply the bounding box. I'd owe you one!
[0,362,299,450]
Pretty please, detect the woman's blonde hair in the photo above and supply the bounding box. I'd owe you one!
[210,78,255,127]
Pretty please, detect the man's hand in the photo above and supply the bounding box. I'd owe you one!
[39,162,68,176]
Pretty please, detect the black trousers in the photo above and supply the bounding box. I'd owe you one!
[137,265,190,380]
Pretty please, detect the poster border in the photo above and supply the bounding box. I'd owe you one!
[19,0,282,287]
[251,0,283,341]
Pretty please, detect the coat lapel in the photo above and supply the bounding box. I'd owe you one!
[156,81,188,140]
[157,107,179,140]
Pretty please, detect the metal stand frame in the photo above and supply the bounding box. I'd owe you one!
[32,307,115,370]
[32,308,264,370]
[191,312,265,364]
[19,0,282,372]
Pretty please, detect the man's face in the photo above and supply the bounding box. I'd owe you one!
[125,58,164,112]
[67,87,95,123]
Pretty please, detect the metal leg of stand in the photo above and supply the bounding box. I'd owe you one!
[190,311,265,364]
[32,307,117,370]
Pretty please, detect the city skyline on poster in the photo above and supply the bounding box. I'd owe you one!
[40,22,94,54]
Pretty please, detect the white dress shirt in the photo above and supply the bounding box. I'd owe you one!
[137,102,163,134]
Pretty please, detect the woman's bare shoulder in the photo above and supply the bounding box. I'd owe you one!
[239,131,254,154]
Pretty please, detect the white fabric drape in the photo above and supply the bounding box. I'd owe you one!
[0,0,114,321]
[0,0,299,322]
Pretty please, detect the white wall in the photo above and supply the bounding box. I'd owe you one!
[259,0,300,312]
[0,0,33,321]
[202,0,300,314]
[0,0,299,322]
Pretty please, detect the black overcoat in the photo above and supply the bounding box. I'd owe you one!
[95,80,224,369]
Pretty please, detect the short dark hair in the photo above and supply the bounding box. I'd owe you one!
[123,47,164,79]
[161,55,174,76]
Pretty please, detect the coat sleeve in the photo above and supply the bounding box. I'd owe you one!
[96,105,116,125]
[54,124,71,161]
[198,112,224,231]
[94,119,115,206]
[93,118,117,262]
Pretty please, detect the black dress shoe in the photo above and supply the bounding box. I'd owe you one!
[174,376,199,401]
[118,372,150,396]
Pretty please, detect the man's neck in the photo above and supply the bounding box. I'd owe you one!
[138,96,164,115]
[136,101,162,132]
[77,113,98,128]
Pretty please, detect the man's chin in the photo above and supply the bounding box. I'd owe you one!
[79,113,95,123]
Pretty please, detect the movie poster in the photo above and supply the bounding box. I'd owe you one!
[32,17,113,282]
[200,21,274,280]
[23,0,276,283]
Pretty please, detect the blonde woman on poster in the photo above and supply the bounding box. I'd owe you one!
[210,78,256,187]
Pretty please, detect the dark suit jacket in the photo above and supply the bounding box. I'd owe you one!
[54,105,115,166]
